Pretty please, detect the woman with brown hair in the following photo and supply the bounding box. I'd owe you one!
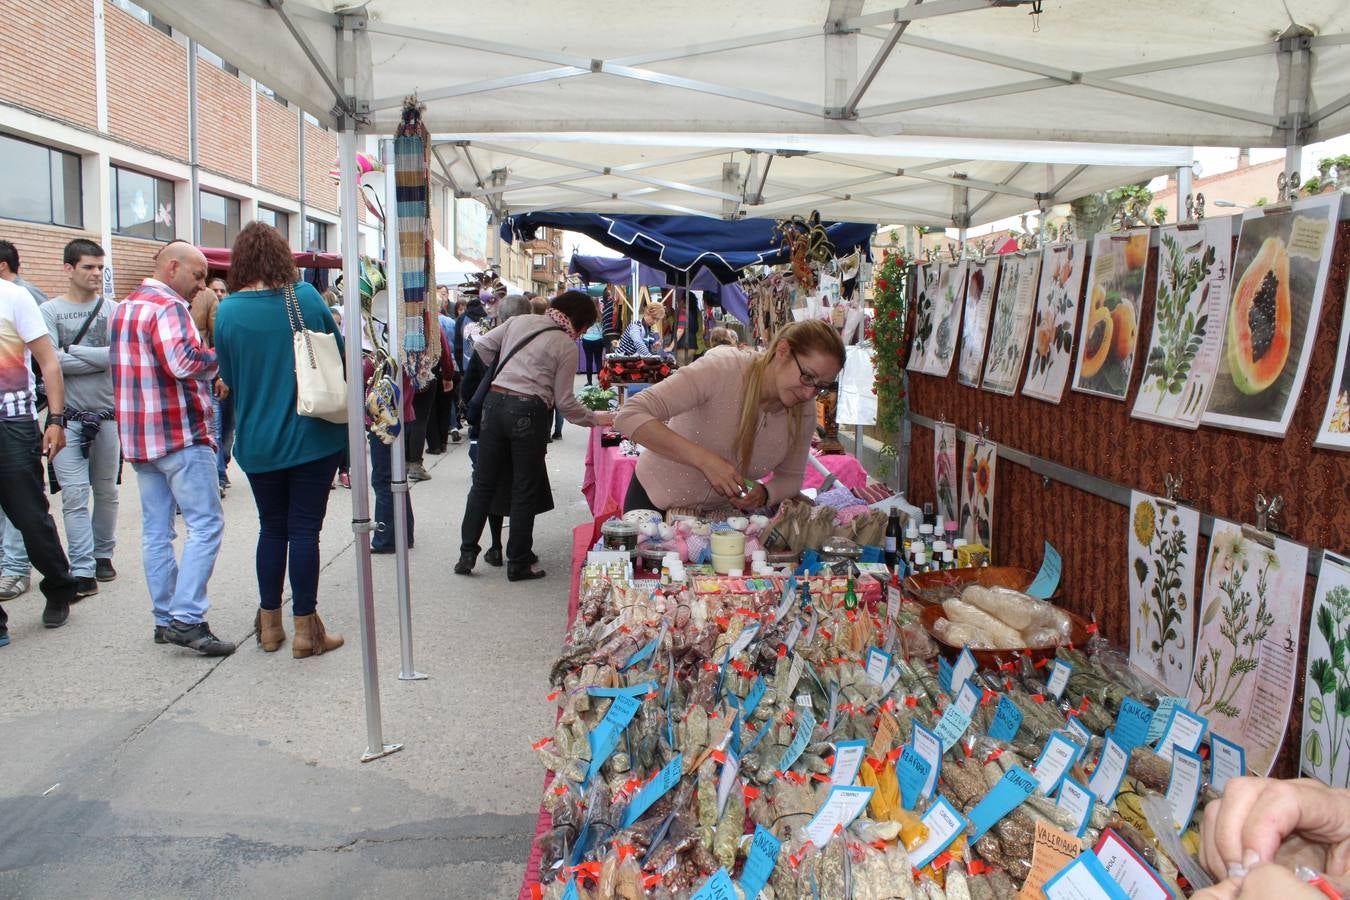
[213,222,346,658]
[613,319,844,513]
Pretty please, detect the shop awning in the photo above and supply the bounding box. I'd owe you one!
[200,247,343,271]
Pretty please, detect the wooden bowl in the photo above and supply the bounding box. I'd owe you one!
[903,566,1045,604]
[919,603,1091,671]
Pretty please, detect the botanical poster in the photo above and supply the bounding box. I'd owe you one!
[1204,192,1342,437]
[1314,275,1350,450]
[1072,228,1151,400]
[1130,217,1234,429]
[1127,492,1199,695]
[1188,520,1308,775]
[1022,241,1087,404]
[933,422,958,525]
[957,257,1001,388]
[907,264,942,373]
[923,260,969,377]
[981,252,1042,396]
[1302,553,1350,787]
[958,439,996,548]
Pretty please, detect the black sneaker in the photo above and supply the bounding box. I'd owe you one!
[164,620,236,656]
[0,628,10,648]
[42,599,70,628]
[153,625,168,644]
[95,558,117,582]
[73,577,99,600]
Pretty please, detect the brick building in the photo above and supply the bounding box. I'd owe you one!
[0,0,373,299]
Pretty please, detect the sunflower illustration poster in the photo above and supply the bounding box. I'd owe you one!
[1072,228,1151,400]
[933,422,958,524]
[1022,241,1087,404]
[958,439,996,548]
[1313,276,1350,450]
[957,257,1001,388]
[1203,192,1341,437]
[1301,553,1350,787]
[1127,491,1199,696]
[1188,520,1308,775]
[981,252,1042,396]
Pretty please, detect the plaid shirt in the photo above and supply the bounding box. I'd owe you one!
[111,278,218,463]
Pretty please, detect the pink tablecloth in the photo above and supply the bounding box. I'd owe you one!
[581,427,638,516]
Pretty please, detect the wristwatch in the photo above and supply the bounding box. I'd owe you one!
[45,412,66,429]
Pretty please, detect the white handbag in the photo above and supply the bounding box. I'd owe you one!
[284,283,347,423]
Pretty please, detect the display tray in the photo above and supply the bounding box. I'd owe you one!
[903,565,1043,602]
[918,603,1091,670]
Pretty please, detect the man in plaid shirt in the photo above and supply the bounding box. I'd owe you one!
[111,241,233,656]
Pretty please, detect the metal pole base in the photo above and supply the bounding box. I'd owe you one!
[398,671,429,681]
[360,742,405,763]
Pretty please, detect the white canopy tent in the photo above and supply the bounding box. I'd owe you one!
[137,0,1350,759]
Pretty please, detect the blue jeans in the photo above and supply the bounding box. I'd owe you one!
[0,508,27,577]
[51,419,120,577]
[245,453,339,617]
[213,393,236,483]
[368,433,413,551]
[132,444,224,626]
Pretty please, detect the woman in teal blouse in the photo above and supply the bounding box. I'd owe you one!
[214,222,346,659]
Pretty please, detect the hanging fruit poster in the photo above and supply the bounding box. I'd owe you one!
[1314,276,1350,450]
[934,422,958,524]
[1188,519,1309,775]
[957,257,1001,387]
[923,260,969,377]
[1022,241,1088,404]
[1072,228,1151,400]
[1127,492,1200,696]
[907,264,942,373]
[1302,553,1350,786]
[981,252,1042,396]
[1203,192,1342,437]
[1130,217,1235,429]
[958,439,996,547]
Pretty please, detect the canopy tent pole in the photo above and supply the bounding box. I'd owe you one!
[380,138,427,684]
[1177,162,1193,221]
[340,128,401,763]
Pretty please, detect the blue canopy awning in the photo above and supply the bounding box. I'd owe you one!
[567,253,752,323]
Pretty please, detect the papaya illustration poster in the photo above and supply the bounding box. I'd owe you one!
[1130,217,1234,429]
[1301,553,1350,787]
[934,422,958,524]
[1314,276,1350,450]
[1188,520,1308,776]
[923,260,969,377]
[1072,228,1151,400]
[958,438,995,547]
[907,264,942,373]
[1203,192,1342,437]
[1022,241,1087,404]
[981,252,1041,396]
[957,257,1001,388]
[1127,492,1199,696]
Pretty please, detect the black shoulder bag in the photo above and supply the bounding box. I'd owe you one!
[34,299,104,412]
[463,324,562,429]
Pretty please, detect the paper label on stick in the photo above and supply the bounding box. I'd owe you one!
[586,694,642,784]
[738,826,780,898]
[1209,732,1246,792]
[1046,659,1072,699]
[911,720,942,801]
[1146,696,1187,744]
[1114,697,1155,753]
[886,582,901,620]
[1027,541,1062,599]
[1065,714,1091,747]
[1056,776,1094,837]
[1043,851,1132,900]
[622,754,683,827]
[897,744,933,811]
[951,646,978,697]
[1088,737,1129,804]
[909,796,968,869]
[1018,820,1082,900]
[743,676,766,718]
[830,740,868,786]
[934,683,977,750]
[938,656,955,694]
[801,785,874,847]
[716,750,740,816]
[1154,706,1207,763]
[1093,828,1175,899]
[966,764,1037,842]
[1164,747,1203,834]
[1033,732,1083,795]
[864,646,892,685]
[786,652,806,696]
[988,694,1023,742]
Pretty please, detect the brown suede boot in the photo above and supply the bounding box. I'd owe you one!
[292,612,344,658]
[256,607,286,652]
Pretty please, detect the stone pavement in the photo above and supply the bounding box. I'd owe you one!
[0,419,595,899]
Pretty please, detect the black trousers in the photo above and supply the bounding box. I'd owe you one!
[405,386,434,464]
[428,379,455,451]
[460,393,550,566]
[581,339,604,382]
[0,420,77,630]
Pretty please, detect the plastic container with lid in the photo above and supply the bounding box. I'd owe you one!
[601,519,639,553]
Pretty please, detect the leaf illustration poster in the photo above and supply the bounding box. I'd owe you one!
[1072,228,1151,400]
[1127,492,1199,695]
[982,252,1042,396]
[957,257,1001,388]
[1188,520,1308,775]
[924,260,969,377]
[907,264,942,373]
[1302,553,1350,787]
[1131,217,1234,429]
[1314,277,1350,450]
[934,422,958,524]
[1203,192,1341,437]
[958,439,996,548]
[1022,241,1087,404]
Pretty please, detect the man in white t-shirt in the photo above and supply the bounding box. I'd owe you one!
[0,277,79,647]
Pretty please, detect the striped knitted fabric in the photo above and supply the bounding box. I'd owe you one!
[393,98,440,387]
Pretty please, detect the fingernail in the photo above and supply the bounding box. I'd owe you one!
[1227,863,1247,879]
[1242,849,1261,870]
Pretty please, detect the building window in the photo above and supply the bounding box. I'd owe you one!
[199,190,241,247]
[533,254,548,268]
[109,0,171,35]
[256,206,290,236]
[112,166,174,240]
[0,133,82,228]
[256,82,288,108]
[305,217,329,251]
[194,43,239,77]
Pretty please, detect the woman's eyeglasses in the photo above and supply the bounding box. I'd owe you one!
[792,352,835,395]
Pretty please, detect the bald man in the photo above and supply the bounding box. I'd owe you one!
[110,240,234,656]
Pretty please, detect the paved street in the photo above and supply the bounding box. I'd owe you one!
[0,418,593,899]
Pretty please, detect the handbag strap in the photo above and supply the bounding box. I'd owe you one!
[283,282,317,371]
[487,323,563,389]
[69,299,104,348]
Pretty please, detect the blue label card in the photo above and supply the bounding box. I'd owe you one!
[1093,828,1176,899]
[897,744,933,812]
[966,765,1037,842]
[955,680,981,717]
[1065,715,1091,747]
[1164,748,1203,834]
[776,708,817,773]
[743,676,767,718]
[588,680,658,698]
[989,695,1024,743]
[1027,541,1063,599]
[691,867,736,900]
[622,754,684,827]
[934,682,979,750]
[586,694,643,785]
[951,646,978,697]
[728,705,742,757]
[830,740,869,787]
[1154,707,1207,764]
[911,720,943,800]
[738,826,780,898]
[561,878,580,900]
[1114,697,1155,754]
[1145,696,1188,745]
[1209,733,1246,793]
[802,785,875,847]
[909,797,969,870]
[1043,851,1131,900]
[1046,659,1072,700]
[938,655,955,694]
[1087,737,1129,804]
[1034,733,1083,796]
[1056,776,1095,838]
[620,637,659,671]
[865,646,892,686]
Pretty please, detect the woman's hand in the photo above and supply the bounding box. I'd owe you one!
[698,451,746,500]
[1200,777,1350,883]
[729,480,768,511]
[593,412,615,427]
[1191,863,1334,900]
